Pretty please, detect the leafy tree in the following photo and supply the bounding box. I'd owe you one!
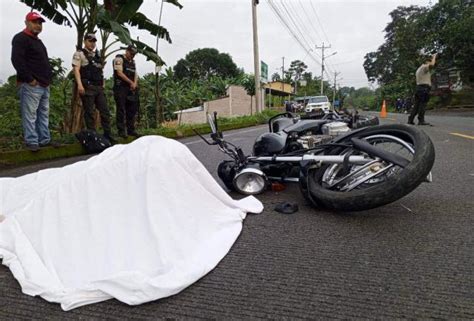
[21,0,182,61]
[363,5,426,87]
[287,60,307,94]
[271,72,281,82]
[0,76,23,144]
[363,1,474,104]
[421,0,474,81]
[174,48,241,80]
[239,74,256,115]
[283,70,293,83]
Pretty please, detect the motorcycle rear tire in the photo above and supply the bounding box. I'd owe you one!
[305,124,435,211]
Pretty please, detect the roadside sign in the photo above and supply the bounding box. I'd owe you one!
[261,60,268,82]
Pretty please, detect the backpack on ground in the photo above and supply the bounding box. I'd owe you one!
[75,130,111,154]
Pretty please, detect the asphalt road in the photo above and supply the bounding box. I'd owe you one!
[0,110,473,319]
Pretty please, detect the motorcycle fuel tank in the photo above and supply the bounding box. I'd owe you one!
[253,132,287,156]
[283,119,328,134]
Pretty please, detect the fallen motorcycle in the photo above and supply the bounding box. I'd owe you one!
[301,107,379,129]
[196,112,435,211]
[261,111,379,157]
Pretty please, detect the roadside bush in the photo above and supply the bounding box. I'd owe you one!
[450,89,474,106]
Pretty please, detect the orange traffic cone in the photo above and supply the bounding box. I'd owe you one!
[380,100,387,118]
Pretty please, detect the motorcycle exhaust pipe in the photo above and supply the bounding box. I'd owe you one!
[351,138,410,168]
[250,155,369,165]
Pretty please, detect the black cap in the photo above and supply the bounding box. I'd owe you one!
[84,33,97,41]
[126,45,138,55]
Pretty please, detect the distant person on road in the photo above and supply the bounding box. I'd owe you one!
[396,98,403,113]
[408,53,437,126]
[285,100,292,113]
[11,12,53,152]
[72,33,115,143]
[113,45,140,138]
[403,96,412,114]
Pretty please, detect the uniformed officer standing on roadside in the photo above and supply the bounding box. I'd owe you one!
[408,53,437,126]
[113,45,140,138]
[72,33,115,143]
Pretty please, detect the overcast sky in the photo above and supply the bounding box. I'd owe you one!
[1,0,433,88]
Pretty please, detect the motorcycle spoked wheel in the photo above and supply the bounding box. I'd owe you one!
[304,124,435,211]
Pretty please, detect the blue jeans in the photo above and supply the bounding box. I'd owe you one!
[18,83,51,146]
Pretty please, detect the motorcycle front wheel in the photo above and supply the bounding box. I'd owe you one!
[304,124,435,211]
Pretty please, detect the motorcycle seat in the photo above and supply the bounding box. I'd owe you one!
[283,119,328,134]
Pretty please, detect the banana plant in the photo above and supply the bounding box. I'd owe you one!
[21,0,182,63]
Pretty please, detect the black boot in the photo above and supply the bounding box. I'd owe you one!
[104,132,117,145]
[128,130,141,138]
[418,121,432,126]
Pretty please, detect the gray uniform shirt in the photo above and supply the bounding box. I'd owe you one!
[72,48,102,68]
[416,64,432,86]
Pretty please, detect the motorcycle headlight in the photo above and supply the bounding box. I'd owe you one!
[233,168,267,195]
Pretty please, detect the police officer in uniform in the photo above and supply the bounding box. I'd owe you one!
[113,45,139,138]
[408,53,437,126]
[72,33,114,142]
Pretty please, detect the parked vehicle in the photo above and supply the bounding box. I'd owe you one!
[196,112,435,211]
[305,96,331,113]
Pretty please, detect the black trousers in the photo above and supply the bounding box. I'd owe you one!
[114,86,138,134]
[409,85,431,123]
[80,85,111,134]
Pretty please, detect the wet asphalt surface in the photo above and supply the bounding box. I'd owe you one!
[0,110,473,319]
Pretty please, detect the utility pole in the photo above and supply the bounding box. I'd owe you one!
[281,56,285,93]
[315,42,336,95]
[332,71,341,110]
[281,57,285,80]
[155,0,165,124]
[252,0,261,113]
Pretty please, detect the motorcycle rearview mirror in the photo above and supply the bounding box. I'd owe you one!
[208,112,223,140]
[207,113,217,134]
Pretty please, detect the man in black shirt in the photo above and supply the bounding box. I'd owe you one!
[11,12,53,152]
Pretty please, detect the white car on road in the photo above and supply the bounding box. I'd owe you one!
[305,96,331,113]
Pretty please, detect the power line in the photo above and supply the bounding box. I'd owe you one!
[277,0,322,60]
[285,0,320,52]
[267,0,321,67]
[306,1,338,76]
[297,0,324,46]
[275,1,314,55]
[282,0,334,79]
[309,1,330,44]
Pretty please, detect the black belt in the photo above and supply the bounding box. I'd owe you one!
[82,79,103,86]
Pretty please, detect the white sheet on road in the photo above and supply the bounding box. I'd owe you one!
[0,136,263,310]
